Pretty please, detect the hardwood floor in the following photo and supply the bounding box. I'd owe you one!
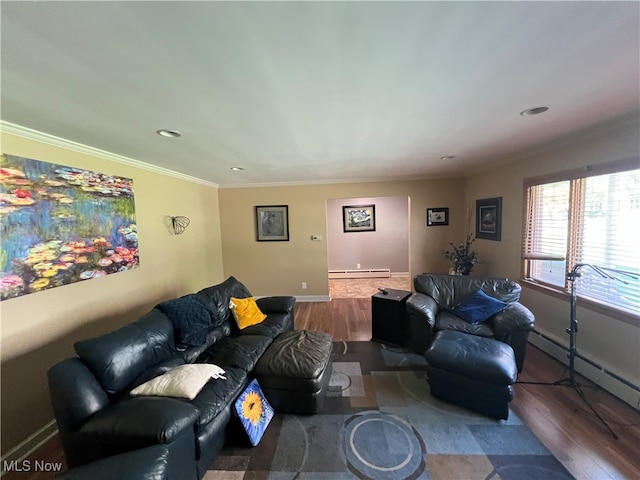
[6,297,639,480]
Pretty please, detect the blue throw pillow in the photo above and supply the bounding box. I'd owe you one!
[451,289,508,325]
[234,379,274,446]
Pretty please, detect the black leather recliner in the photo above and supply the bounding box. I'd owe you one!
[406,273,535,372]
[48,276,295,480]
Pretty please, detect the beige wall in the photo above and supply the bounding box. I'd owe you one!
[219,179,466,297]
[0,132,224,454]
[463,117,640,394]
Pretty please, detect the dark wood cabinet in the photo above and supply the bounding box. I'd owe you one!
[371,288,412,346]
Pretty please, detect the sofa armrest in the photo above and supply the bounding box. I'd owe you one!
[492,302,535,373]
[79,397,199,444]
[406,293,439,354]
[58,445,169,480]
[256,296,296,314]
[492,302,535,340]
[48,358,110,432]
[406,293,439,327]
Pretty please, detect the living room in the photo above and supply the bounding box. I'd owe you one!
[1,1,639,479]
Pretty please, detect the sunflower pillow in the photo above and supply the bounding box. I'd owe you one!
[234,378,274,446]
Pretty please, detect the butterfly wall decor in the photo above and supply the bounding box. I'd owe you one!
[170,216,190,235]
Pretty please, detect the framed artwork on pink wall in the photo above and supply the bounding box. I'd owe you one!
[343,204,376,232]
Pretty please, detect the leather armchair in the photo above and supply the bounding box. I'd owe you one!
[406,274,535,372]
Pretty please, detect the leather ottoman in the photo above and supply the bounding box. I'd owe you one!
[424,330,517,420]
[254,330,333,414]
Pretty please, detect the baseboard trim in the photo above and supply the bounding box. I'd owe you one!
[529,329,640,409]
[390,272,410,278]
[295,295,331,302]
[1,420,57,475]
[328,269,391,279]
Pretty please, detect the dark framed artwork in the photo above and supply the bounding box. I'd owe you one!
[256,205,289,241]
[475,197,502,241]
[342,204,376,232]
[427,207,449,226]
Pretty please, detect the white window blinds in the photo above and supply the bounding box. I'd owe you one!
[577,171,640,312]
[523,164,640,316]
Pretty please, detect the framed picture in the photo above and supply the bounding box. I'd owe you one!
[342,204,376,232]
[256,205,289,241]
[475,197,502,241]
[427,207,449,226]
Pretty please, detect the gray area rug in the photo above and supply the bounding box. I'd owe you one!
[206,341,573,479]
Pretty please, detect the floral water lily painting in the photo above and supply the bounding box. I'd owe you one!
[0,154,139,301]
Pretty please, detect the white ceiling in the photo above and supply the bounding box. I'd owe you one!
[2,1,639,186]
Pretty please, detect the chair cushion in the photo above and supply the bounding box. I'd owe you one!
[199,335,273,372]
[190,367,247,427]
[237,312,291,338]
[435,311,495,338]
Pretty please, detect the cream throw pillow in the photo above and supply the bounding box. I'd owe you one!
[130,364,226,400]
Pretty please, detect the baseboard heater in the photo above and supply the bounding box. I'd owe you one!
[529,329,640,409]
[328,269,391,279]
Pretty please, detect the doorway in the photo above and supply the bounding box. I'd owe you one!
[326,195,411,298]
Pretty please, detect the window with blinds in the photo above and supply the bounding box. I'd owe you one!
[523,162,640,316]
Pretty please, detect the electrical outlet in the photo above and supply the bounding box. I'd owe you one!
[357,263,361,269]
[302,282,307,289]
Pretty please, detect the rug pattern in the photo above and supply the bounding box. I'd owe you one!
[206,341,573,479]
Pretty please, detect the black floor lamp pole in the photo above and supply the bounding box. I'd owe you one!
[519,264,619,440]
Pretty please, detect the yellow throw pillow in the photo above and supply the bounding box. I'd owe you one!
[230,297,267,329]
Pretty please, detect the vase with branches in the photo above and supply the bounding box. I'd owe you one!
[443,234,477,275]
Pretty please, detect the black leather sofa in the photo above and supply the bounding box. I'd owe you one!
[406,273,535,372]
[48,276,295,480]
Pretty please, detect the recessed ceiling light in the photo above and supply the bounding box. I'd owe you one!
[156,129,181,138]
[230,167,244,171]
[520,106,549,116]
[440,156,456,160]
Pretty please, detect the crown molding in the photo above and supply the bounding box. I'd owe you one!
[0,121,219,188]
